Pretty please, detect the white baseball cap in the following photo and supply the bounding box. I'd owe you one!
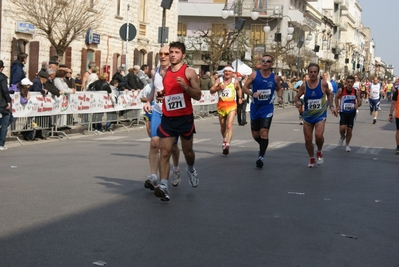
[21,78,33,86]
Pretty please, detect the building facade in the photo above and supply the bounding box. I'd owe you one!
[0,0,178,81]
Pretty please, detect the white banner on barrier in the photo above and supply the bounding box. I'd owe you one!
[11,91,218,118]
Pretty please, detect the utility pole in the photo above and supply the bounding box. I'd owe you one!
[126,4,130,69]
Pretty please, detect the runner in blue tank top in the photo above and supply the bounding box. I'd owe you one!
[242,54,283,169]
[294,63,337,168]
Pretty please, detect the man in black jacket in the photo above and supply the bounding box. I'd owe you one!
[126,67,143,92]
[31,71,49,95]
[0,60,13,150]
[112,67,131,91]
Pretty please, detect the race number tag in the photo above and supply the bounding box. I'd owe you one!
[220,89,232,98]
[308,99,321,110]
[257,89,271,101]
[343,103,354,111]
[165,93,186,111]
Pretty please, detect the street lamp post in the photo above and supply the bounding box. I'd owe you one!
[263,15,294,42]
[296,25,312,76]
[221,0,259,74]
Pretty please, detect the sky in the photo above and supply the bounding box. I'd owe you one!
[360,0,398,76]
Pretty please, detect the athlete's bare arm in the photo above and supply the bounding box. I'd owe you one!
[275,75,283,104]
[179,68,201,101]
[323,80,337,116]
[294,82,306,108]
[356,90,362,108]
[242,71,257,97]
[334,88,343,112]
[209,79,221,94]
[143,77,156,113]
[389,97,396,122]
[235,80,242,104]
[81,72,89,91]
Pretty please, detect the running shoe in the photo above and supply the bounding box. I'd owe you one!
[373,119,377,124]
[186,168,199,187]
[308,157,315,168]
[346,146,351,152]
[396,148,399,155]
[222,145,230,155]
[0,145,8,151]
[316,151,324,165]
[338,135,345,146]
[154,184,170,201]
[300,119,303,125]
[144,174,158,190]
[256,156,264,169]
[172,169,181,187]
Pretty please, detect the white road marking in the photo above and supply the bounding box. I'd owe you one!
[356,146,383,154]
[193,138,211,144]
[96,136,129,141]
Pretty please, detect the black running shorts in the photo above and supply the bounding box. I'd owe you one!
[157,114,196,140]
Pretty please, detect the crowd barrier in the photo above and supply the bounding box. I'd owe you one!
[5,89,295,145]
[6,90,219,145]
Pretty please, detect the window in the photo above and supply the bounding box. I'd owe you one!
[250,24,266,44]
[116,0,121,16]
[254,0,267,13]
[138,49,146,66]
[178,23,187,37]
[212,23,226,37]
[139,0,147,22]
[86,50,94,70]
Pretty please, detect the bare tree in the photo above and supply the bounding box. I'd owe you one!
[182,28,250,73]
[10,0,104,62]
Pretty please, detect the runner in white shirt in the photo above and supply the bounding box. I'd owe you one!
[353,75,361,91]
[142,45,181,191]
[322,72,333,93]
[367,76,382,124]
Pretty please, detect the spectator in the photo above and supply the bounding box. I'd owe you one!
[10,52,28,86]
[199,71,212,90]
[85,66,99,91]
[54,69,76,94]
[48,60,59,70]
[91,73,110,91]
[14,78,32,105]
[81,62,96,90]
[45,68,62,96]
[59,64,69,71]
[40,61,48,73]
[65,68,75,90]
[31,71,49,95]
[105,79,119,131]
[136,64,151,86]
[211,71,219,85]
[126,67,143,92]
[0,60,13,150]
[90,73,109,132]
[112,66,131,91]
[75,74,82,91]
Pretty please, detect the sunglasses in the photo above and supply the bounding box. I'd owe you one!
[261,59,272,63]
[159,52,169,56]
[67,72,72,74]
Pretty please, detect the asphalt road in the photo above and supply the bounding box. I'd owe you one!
[1,99,398,267]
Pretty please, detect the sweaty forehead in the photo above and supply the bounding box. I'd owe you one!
[160,46,169,53]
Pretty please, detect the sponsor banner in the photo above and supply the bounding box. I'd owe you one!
[11,91,217,118]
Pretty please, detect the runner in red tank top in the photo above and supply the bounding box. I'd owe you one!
[154,41,201,201]
[334,75,362,152]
